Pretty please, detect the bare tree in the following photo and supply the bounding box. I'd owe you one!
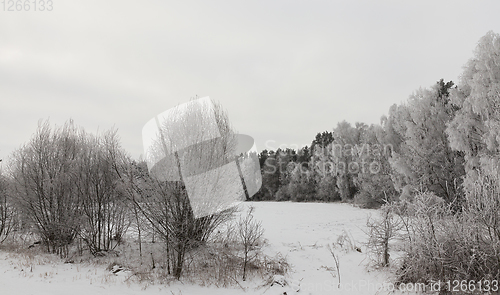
[237,206,264,281]
[132,97,245,279]
[8,120,131,257]
[76,129,130,255]
[0,171,16,243]
[9,120,83,257]
[365,204,403,267]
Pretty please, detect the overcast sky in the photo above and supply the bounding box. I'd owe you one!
[1,0,499,164]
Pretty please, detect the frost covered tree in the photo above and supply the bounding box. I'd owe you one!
[353,124,397,208]
[390,80,465,205]
[446,31,500,191]
[330,121,361,201]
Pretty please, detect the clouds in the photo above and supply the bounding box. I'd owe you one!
[1,0,499,163]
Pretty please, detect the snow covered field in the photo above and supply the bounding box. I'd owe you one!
[0,202,417,295]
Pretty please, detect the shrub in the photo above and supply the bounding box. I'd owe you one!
[365,204,404,267]
[395,187,500,285]
[237,206,264,281]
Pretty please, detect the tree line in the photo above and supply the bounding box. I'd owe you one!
[252,77,463,208]
[252,31,500,210]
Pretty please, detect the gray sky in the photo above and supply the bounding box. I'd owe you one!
[1,0,499,163]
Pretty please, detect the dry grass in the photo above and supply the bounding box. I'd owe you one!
[332,229,360,253]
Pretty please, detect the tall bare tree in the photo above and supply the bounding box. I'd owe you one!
[76,129,130,255]
[9,120,83,257]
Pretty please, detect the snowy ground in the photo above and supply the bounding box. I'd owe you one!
[0,202,424,295]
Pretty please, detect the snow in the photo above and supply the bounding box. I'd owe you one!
[248,202,396,295]
[0,202,418,295]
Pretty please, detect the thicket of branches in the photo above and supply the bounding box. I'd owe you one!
[9,121,85,256]
[128,174,236,279]
[0,172,16,243]
[76,130,130,255]
[3,120,132,256]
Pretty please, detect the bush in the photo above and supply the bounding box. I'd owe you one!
[395,188,500,285]
[237,206,264,281]
[365,204,404,267]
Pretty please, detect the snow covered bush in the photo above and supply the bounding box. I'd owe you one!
[395,187,500,285]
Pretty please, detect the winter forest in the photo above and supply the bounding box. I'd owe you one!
[0,31,499,294]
